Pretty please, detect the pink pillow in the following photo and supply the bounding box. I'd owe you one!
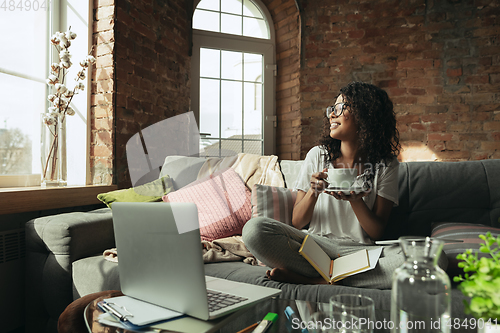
[162,168,251,241]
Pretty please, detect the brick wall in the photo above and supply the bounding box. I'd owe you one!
[90,0,499,187]
[297,0,500,161]
[92,0,191,187]
[263,0,302,160]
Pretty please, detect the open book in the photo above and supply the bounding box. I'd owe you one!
[298,235,382,284]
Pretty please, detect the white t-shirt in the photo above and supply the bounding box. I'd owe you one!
[294,146,399,244]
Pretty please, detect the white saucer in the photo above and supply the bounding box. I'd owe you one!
[324,186,365,194]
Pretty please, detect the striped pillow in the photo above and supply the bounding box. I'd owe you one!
[251,184,297,225]
[431,222,500,276]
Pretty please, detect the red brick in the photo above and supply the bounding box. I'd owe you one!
[438,151,470,161]
[481,141,500,151]
[95,118,113,131]
[94,0,113,8]
[348,30,365,38]
[93,145,113,158]
[446,68,463,77]
[429,123,447,132]
[410,123,427,131]
[94,30,114,44]
[94,18,114,32]
[92,105,113,118]
[465,75,489,84]
[428,141,445,151]
[91,93,113,106]
[95,5,114,20]
[484,122,500,131]
[397,59,434,69]
[428,133,454,141]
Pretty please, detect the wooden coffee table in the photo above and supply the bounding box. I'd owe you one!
[69,290,325,333]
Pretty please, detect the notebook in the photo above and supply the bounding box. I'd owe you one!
[112,202,281,321]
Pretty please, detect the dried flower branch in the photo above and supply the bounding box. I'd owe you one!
[42,28,95,182]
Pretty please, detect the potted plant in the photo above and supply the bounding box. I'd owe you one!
[454,232,500,332]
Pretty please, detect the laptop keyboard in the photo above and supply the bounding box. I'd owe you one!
[207,290,248,313]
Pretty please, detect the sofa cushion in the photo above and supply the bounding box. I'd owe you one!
[163,168,252,241]
[72,255,120,300]
[97,176,174,208]
[160,156,207,190]
[431,222,500,277]
[384,160,499,241]
[251,184,296,225]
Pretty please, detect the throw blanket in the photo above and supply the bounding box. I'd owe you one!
[196,155,238,180]
[202,236,257,265]
[197,153,284,189]
[103,236,257,265]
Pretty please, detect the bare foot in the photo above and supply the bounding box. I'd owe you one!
[266,268,329,285]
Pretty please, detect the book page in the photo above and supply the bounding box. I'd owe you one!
[298,235,332,282]
[331,249,370,282]
[355,247,383,274]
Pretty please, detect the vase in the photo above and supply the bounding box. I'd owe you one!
[390,237,451,333]
[41,113,67,187]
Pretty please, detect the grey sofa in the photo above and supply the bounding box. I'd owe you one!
[25,157,500,333]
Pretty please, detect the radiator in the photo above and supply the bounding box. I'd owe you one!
[0,228,26,332]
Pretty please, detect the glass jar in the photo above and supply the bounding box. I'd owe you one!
[391,237,451,333]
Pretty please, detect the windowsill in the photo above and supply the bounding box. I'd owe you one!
[0,184,118,215]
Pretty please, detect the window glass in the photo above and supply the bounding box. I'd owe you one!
[243,17,268,39]
[0,9,47,178]
[193,9,219,32]
[221,80,242,138]
[0,0,90,186]
[244,82,262,136]
[200,48,220,78]
[193,0,273,157]
[221,50,242,81]
[244,53,262,82]
[199,78,220,137]
[221,13,242,36]
[243,0,264,18]
[193,0,270,40]
[221,0,241,15]
[197,0,219,11]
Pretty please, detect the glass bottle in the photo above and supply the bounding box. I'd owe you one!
[391,237,451,333]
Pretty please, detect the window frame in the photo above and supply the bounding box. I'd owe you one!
[0,0,93,188]
[191,0,276,156]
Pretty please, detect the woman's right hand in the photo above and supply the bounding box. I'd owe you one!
[310,168,328,195]
[292,168,328,229]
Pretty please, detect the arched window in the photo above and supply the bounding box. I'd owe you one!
[191,0,276,157]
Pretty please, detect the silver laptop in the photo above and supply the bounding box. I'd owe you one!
[112,202,281,321]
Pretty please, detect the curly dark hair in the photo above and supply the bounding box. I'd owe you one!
[319,82,401,172]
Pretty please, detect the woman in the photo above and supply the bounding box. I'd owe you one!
[242,82,446,289]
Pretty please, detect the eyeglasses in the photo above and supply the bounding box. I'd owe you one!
[326,102,346,118]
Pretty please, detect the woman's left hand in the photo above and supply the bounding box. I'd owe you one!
[326,189,371,202]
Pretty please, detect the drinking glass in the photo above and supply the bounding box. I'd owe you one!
[309,311,360,333]
[329,294,375,333]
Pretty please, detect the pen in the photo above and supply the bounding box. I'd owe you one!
[98,301,128,322]
[236,321,260,333]
[285,306,309,333]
